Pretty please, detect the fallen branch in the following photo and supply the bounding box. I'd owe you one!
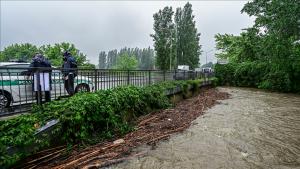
[146,134,171,144]
[77,152,119,167]
[53,149,101,169]
[24,148,65,166]
[81,151,147,169]
[138,116,157,127]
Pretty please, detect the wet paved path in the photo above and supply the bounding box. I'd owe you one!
[112,87,300,169]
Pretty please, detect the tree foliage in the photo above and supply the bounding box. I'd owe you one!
[113,53,138,70]
[151,6,174,70]
[98,47,154,69]
[151,3,201,70]
[0,42,95,68]
[215,0,300,92]
[175,3,201,69]
[0,43,39,62]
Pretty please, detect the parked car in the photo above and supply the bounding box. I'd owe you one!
[0,62,93,108]
[174,65,195,80]
[202,67,213,73]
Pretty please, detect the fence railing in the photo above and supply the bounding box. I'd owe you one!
[0,66,213,116]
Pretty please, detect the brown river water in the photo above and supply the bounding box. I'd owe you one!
[110,87,300,169]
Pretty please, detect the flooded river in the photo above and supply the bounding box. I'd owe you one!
[112,87,300,169]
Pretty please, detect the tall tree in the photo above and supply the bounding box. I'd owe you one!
[98,51,107,69]
[175,2,201,69]
[151,6,174,70]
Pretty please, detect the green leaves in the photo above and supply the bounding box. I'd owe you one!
[1,42,95,68]
[0,79,206,167]
[113,53,138,70]
[215,0,300,93]
[152,2,201,70]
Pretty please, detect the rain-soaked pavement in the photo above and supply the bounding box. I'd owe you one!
[112,87,300,169]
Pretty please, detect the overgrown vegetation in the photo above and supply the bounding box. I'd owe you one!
[0,79,210,167]
[215,0,300,92]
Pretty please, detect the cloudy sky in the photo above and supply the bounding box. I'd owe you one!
[0,1,254,66]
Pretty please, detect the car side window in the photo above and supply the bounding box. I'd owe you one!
[6,64,30,76]
[0,68,9,76]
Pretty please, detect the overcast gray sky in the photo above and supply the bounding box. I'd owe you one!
[0,1,254,65]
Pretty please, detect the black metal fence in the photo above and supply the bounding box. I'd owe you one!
[0,66,213,116]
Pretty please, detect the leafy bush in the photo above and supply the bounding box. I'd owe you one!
[234,61,268,87]
[214,61,297,92]
[215,63,236,86]
[258,68,292,92]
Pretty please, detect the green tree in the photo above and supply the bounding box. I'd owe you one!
[175,2,201,69]
[101,47,155,70]
[41,42,90,67]
[98,51,107,69]
[114,53,138,70]
[140,47,155,69]
[1,42,95,68]
[215,0,300,92]
[151,6,174,70]
[0,43,39,62]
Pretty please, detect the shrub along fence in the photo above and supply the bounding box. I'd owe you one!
[214,61,300,93]
[0,78,216,168]
[0,66,212,116]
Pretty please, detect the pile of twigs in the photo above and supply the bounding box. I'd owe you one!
[15,87,229,169]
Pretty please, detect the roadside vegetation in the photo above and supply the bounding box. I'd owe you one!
[214,0,300,92]
[0,79,210,167]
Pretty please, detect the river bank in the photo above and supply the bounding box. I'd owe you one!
[16,87,228,168]
[113,87,300,169]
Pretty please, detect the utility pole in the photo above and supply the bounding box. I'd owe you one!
[205,49,213,66]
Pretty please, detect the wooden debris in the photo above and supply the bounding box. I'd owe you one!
[17,88,229,169]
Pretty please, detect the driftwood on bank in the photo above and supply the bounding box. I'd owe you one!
[17,87,229,169]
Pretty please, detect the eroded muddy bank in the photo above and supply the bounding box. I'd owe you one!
[113,87,300,169]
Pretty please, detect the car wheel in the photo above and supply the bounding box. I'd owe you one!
[0,92,12,108]
[75,84,90,93]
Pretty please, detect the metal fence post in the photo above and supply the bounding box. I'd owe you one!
[163,71,166,81]
[148,70,151,85]
[36,70,42,105]
[174,69,177,80]
[94,69,98,91]
[127,70,130,85]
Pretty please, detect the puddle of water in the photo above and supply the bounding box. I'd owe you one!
[111,87,300,169]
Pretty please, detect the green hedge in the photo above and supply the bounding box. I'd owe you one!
[215,61,300,92]
[0,79,210,167]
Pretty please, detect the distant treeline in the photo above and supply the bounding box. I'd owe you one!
[0,42,95,69]
[98,47,155,69]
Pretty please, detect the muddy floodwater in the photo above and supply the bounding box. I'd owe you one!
[112,87,300,169]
